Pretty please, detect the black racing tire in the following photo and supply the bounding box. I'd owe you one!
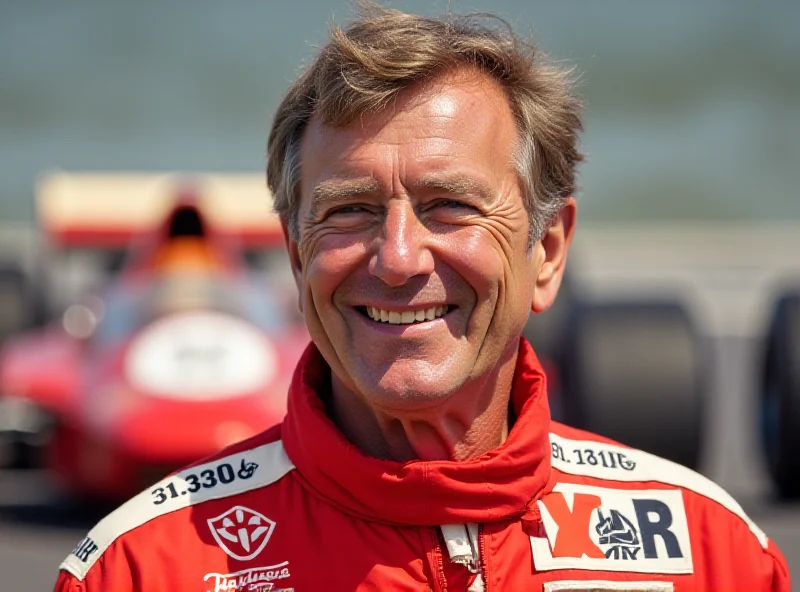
[0,265,31,344]
[0,432,14,469]
[0,435,45,470]
[0,396,53,470]
[761,290,800,499]
[560,300,706,470]
[0,265,48,469]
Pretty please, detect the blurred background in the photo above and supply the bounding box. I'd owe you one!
[0,0,798,588]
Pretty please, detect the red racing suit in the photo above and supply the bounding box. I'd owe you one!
[55,339,790,591]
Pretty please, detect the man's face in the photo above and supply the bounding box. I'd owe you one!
[290,70,547,411]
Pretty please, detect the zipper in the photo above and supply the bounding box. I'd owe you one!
[429,527,448,592]
[466,523,486,592]
[439,524,486,591]
[476,524,488,590]
[440,524,479,572]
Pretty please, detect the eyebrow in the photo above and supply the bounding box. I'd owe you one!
[413,174,494,201]
[312,178,381,202]
[310,177,381,216]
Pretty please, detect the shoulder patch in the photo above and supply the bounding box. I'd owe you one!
[533,482,693,574]
[60,439,294,581]
[549,432,767,548]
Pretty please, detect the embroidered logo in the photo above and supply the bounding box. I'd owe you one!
[208,505,276,561]
[531,483,693,574]
[71,537,99,563]
[203,563,292,592]
[595,508,641,559]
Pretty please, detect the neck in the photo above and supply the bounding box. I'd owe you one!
[328,348,519,462]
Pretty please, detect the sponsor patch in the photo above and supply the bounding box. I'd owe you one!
[70,537,99,563]
[203,562,292,592]
[531,483,693,574]
[543,581,674,592]
[208,505,276,561]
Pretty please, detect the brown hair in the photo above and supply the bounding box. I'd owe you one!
[267,1,583,244]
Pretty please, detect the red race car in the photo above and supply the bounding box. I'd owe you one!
[0,173,309,501]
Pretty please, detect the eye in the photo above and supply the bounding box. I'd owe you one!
[430,199,479,212]
[328,204,370,216]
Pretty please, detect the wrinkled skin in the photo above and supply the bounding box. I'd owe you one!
[286,69,576,461]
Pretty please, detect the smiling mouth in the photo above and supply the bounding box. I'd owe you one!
[357,305,451,325]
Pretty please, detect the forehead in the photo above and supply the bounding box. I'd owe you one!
[299,69,519,181]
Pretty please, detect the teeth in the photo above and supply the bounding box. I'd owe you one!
[365,305,449,325]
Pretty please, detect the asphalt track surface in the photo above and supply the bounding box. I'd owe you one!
[0,337,798,590]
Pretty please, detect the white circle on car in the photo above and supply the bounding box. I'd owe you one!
[125,311,275,399]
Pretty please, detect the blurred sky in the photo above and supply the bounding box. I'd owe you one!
[1,0,798,224]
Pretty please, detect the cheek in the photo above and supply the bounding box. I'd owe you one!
[442,227,528,301]
[439,229,507,304]
[304,236,367,307]
[505,243,538,310]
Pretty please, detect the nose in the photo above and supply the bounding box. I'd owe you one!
[369,201,434,286]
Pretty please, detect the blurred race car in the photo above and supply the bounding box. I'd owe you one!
[0,173,309,500]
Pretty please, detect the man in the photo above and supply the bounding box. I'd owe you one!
[56,3,789,591]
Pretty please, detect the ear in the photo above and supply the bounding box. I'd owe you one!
[281,218,305,314]
[531,197,577,314]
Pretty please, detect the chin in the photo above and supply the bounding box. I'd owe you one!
[359,367,462,411]
[367,386,457,413]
